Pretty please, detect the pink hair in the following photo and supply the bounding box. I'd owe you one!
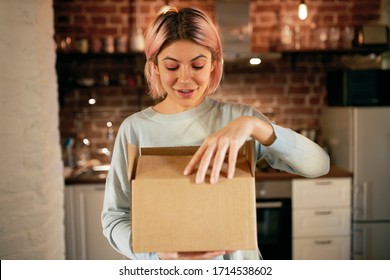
[144,7,223,99]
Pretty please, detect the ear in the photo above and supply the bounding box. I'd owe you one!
[210,61,215,72]
[153,61,160,75]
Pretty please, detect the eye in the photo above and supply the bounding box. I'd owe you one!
[192,62,204,70]
[192,64,205,70]
[192,58,206,70]
[164,63,179,71]
[166,66,179,71]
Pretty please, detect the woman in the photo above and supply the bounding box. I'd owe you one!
[102,7,329,260]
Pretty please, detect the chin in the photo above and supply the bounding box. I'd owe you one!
[181,96,204,107]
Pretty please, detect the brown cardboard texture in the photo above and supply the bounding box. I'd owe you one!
[129,141,257,253]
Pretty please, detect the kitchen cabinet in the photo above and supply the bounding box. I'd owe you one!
[56,52,146,107]
[65,184,126,260]
[57,52,152,164]
[280,47,390,70]
[292,177,352,260]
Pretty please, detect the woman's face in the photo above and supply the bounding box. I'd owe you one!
[154,40,214,113]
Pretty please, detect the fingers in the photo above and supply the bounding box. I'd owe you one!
[182,251,226,260]
[206,141,240,184]
[184,138,241,184]
[195,143,216,184]
[199,251,227,259]
[227,141,240,179]
[158,251,228,260]
[183,143,208,176]
[183,116,256,183]
[210,142,229,184]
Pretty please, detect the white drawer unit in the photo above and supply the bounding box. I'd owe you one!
[293,208,351,237]
[292,177,352,260]
[293,236,350,260]
[293,178,351,208]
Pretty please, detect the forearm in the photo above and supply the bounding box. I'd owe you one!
[262,123,330,178]
[109,220,159,260]
[102,133,160,260]
[102,182,160,260]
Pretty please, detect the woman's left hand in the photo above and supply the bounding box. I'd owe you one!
[158,251,232,260]
[184,116,275,184]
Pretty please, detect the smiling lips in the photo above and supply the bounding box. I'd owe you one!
[177,89,195,97]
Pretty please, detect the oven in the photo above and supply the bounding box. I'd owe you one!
[256,180,292,260]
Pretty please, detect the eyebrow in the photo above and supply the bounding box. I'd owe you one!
[162,54,208,62]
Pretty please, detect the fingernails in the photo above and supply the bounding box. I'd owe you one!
[183,166,192,176]
[196,177,203,184]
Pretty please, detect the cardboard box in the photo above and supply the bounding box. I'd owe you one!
[128,141,258,253]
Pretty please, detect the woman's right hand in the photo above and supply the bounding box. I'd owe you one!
[184,116,275,184]
[157,251,229,260]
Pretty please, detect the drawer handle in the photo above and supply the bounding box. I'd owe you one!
[314,210,332,215]
[256,202,283,208]
[314,181,332,185]
[314,240,332,245]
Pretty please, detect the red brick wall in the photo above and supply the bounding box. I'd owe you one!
[54,0,384,164]
[251,0,382,52]
[54,0,382,50]
[216,55,328,129]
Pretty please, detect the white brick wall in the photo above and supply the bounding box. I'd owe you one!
[0,0,65,259]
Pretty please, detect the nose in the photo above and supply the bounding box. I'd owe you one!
[178,65,192,84]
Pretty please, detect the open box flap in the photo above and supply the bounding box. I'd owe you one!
[129,140,256,179]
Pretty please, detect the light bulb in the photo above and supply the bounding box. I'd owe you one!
[83,138,90,146]
[298,1,308,20]
[249,58,261,65]
[88,98,96,105]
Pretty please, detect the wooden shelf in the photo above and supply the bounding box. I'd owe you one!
[278,46,390,55]
[56,51,146,108]
[56,51,146,59]
[278,46,390,70]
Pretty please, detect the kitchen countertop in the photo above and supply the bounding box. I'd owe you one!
[255,165,353,181]
[65,171,108,185]
[65,165,352,185]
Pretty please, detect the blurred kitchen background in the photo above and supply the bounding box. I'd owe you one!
[1,0,389,260]
[55,0,390,166]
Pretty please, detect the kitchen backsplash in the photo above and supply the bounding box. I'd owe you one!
[54,0,384,165]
